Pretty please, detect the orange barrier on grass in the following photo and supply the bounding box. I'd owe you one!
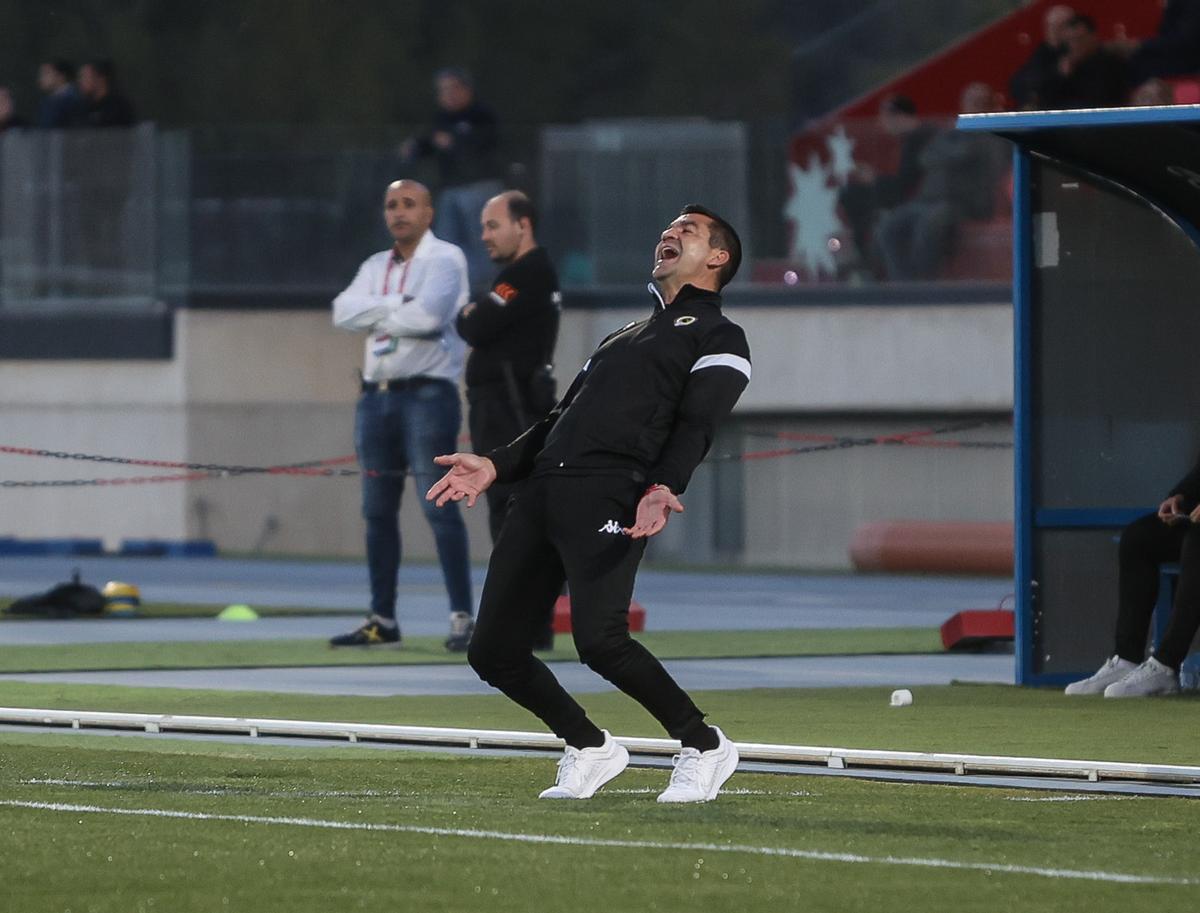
[850,521,1013,575]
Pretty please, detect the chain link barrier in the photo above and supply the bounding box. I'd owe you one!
[0,421,1011,489]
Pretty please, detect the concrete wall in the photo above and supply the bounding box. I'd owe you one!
[0,301,1013,569]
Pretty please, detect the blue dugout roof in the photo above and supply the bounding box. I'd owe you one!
[959,105,1200,242]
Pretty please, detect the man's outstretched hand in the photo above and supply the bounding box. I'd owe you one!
[623,485,684,539]
[426,453,497,508]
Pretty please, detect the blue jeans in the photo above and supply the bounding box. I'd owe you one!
[355,379,473,620]
[434,179,504,292]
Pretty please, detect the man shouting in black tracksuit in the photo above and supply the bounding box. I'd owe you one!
[427,204,751,803]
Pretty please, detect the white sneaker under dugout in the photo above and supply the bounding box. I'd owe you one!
[1103,657,1180,698]
[1063,654,1137,695]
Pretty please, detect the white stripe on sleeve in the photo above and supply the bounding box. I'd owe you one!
[690,353,751,381]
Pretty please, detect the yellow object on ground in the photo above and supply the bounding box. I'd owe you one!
[102,581,141,617]
[217,604,259,621]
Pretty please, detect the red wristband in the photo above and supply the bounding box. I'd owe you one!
[644,483,669,497]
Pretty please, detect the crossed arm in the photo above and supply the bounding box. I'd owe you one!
[332,255,464,337]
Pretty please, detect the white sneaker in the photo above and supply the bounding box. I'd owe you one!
[1064,655,1137,695]
[657,727,739,804]
[538,731,629,799]
[1103,657,1180,698]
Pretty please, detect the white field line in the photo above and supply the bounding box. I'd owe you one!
[1,799,1194,887]
[19,779,397,798]
[1004,795,1138,803]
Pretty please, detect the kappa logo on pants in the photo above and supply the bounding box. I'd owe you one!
[597,519,626,535]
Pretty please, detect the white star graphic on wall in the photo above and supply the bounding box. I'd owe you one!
[784,152,841,278]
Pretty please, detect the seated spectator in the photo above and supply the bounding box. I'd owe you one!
[1040,14,1129,110]
[1009,4,1075,109]
[1130,77,1176,106]
[836,95,937,275]
[874,83,1008,281]
[1111,0,1200,85]
[0,85,30,133]
[36,59,83,128]
[75,59,136,127]
[1064,462,1200,698]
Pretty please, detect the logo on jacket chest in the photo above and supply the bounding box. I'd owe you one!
[673,315,697,327]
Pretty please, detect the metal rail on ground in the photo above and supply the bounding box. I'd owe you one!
[4,707,1198,791]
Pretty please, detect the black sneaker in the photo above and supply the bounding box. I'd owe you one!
[445,611,474,653]
[330,615,401,648]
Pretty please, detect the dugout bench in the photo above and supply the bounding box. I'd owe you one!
[958,106,1200,686]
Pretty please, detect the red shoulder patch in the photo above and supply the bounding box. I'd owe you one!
[492,282,518,302]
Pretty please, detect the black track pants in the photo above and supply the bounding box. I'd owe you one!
[467,474,707,741]
[1116,512,1200,669]
[467,387,523,545]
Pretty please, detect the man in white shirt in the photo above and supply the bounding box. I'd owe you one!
[331,179,474,651]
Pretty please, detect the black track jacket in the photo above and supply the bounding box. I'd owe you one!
[486,283,751,495]
[456,246,560,388]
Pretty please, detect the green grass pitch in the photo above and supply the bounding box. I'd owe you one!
[1,682,1198,911]
[0,626,943,673]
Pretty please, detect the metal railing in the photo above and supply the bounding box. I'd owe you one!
[0,118,1013,318]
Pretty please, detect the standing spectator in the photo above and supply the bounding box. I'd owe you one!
[1040,15,1129,110]
[457,190,560,545]
[0,85,30,133]
[400,68,503,292]
[35,60,83,128]
[874,83,1007,281]
[1009,5,1075,109]
[456,190,561,649]
[330,179,475,653]
[1111,0,1200,84]
[75,60,136,128]
[836,95,937,274]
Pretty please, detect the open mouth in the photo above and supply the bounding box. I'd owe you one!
[657,243,680,263]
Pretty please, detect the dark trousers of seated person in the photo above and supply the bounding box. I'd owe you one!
[1117,512,1200,670]
[467,474,712,749]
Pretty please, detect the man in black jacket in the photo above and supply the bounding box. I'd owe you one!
[75,60,136,128]
[1066,458,1200,698]
[400,68,503,291]
[458,190,561,650]
[457,191,560,546]
[428,204,750,803]
[1009,4,1075,109]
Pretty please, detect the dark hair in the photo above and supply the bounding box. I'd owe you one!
[83,59,117,83]
[1069,14,1096,32]
[434,66,473,89]
[882,94,917,116]
[43,59,75,80]
[680,204,742,289]
[504,191,537,231]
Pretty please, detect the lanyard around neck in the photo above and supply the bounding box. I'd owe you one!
[382,257,412,296]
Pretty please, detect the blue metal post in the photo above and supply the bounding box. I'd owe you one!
[1011,147,1035,686]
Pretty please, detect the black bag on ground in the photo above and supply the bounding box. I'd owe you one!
[4,570,106,618]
